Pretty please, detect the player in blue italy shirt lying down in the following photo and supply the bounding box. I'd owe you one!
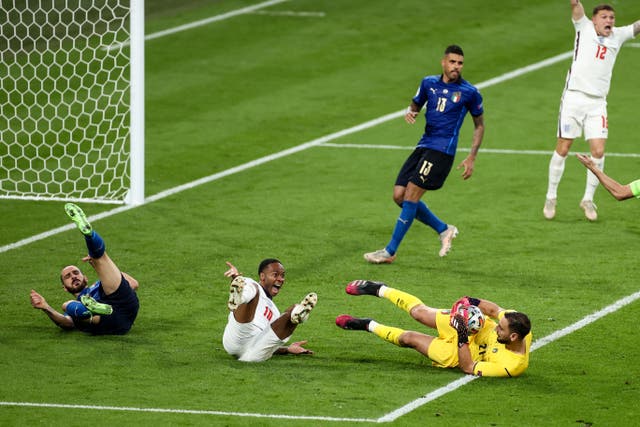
[30,203,139,335]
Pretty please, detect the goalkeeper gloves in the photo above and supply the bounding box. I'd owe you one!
[451,314,469,348]
[451,296,470,316]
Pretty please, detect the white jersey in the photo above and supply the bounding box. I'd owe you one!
[228,277,281,334]
[222,277,286,362]
[565,15,635,97]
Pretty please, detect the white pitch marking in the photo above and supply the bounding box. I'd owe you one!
[0,401,376,423]
[249,10,326,17]
[320,143,640,158]
[104,0,290,50]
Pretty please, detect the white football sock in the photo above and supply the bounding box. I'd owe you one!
[240,280,258,304]
[367,320,379,333]
[378,285,388,298]
[583,156,604,201]
[546,151,567,200]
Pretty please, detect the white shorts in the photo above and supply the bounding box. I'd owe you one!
[557,90,608,140]
[222,316,289,362]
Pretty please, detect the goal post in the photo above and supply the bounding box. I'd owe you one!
[0,0,145,205]
[129,0,144,205]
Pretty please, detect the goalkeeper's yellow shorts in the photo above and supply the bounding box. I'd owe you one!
[426,310,459,368]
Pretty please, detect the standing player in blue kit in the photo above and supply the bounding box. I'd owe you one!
[364,45,485,263]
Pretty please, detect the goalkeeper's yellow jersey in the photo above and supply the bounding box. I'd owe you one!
[469,310,532,377]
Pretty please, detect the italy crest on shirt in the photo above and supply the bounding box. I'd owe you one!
[451,92,461,103]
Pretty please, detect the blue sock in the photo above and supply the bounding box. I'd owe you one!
[85,231,106,259]
[65,301,90,318]
[386,201,418,255]
[415,201,447,234]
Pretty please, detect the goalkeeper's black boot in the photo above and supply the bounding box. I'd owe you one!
[345,280,384,297]
[335,315,372,331]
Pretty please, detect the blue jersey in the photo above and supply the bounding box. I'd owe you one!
[78,282,102,301]
[412,75,483,155]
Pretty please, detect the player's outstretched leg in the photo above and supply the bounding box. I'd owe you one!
[291,292,318,324]
[336,315,406,346]
[335,315,372,331]
[80,294,113,315]
[65,203,92,235]
[345,280,385,297]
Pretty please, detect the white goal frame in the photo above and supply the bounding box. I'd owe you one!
[0,0,144,205]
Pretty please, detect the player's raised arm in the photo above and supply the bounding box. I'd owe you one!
[571,0,585,21]
[224,261,242,280]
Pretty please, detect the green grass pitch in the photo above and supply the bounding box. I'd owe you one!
[1,0,640,425]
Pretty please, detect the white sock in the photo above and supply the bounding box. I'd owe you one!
[546,151,567,200]
[367,320,379,333]
[240,281,258,304]
[378,285,388,298]
[583,156,604,201]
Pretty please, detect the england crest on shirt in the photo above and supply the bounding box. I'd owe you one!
[451,92,461,103]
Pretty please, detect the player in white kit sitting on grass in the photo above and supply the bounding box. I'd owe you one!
[222,259,317,362]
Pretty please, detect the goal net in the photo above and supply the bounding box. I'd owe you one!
[0,0,144,205]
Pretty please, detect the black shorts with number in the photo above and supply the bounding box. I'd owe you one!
[395,148,454,190]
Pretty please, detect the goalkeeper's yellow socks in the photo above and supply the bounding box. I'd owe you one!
[370,320,404,346]
[380,287,423,313]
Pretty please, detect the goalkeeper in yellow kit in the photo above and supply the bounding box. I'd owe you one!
[336,280,532,377]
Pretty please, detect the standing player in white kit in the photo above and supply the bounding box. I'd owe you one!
[543,1,640,221]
